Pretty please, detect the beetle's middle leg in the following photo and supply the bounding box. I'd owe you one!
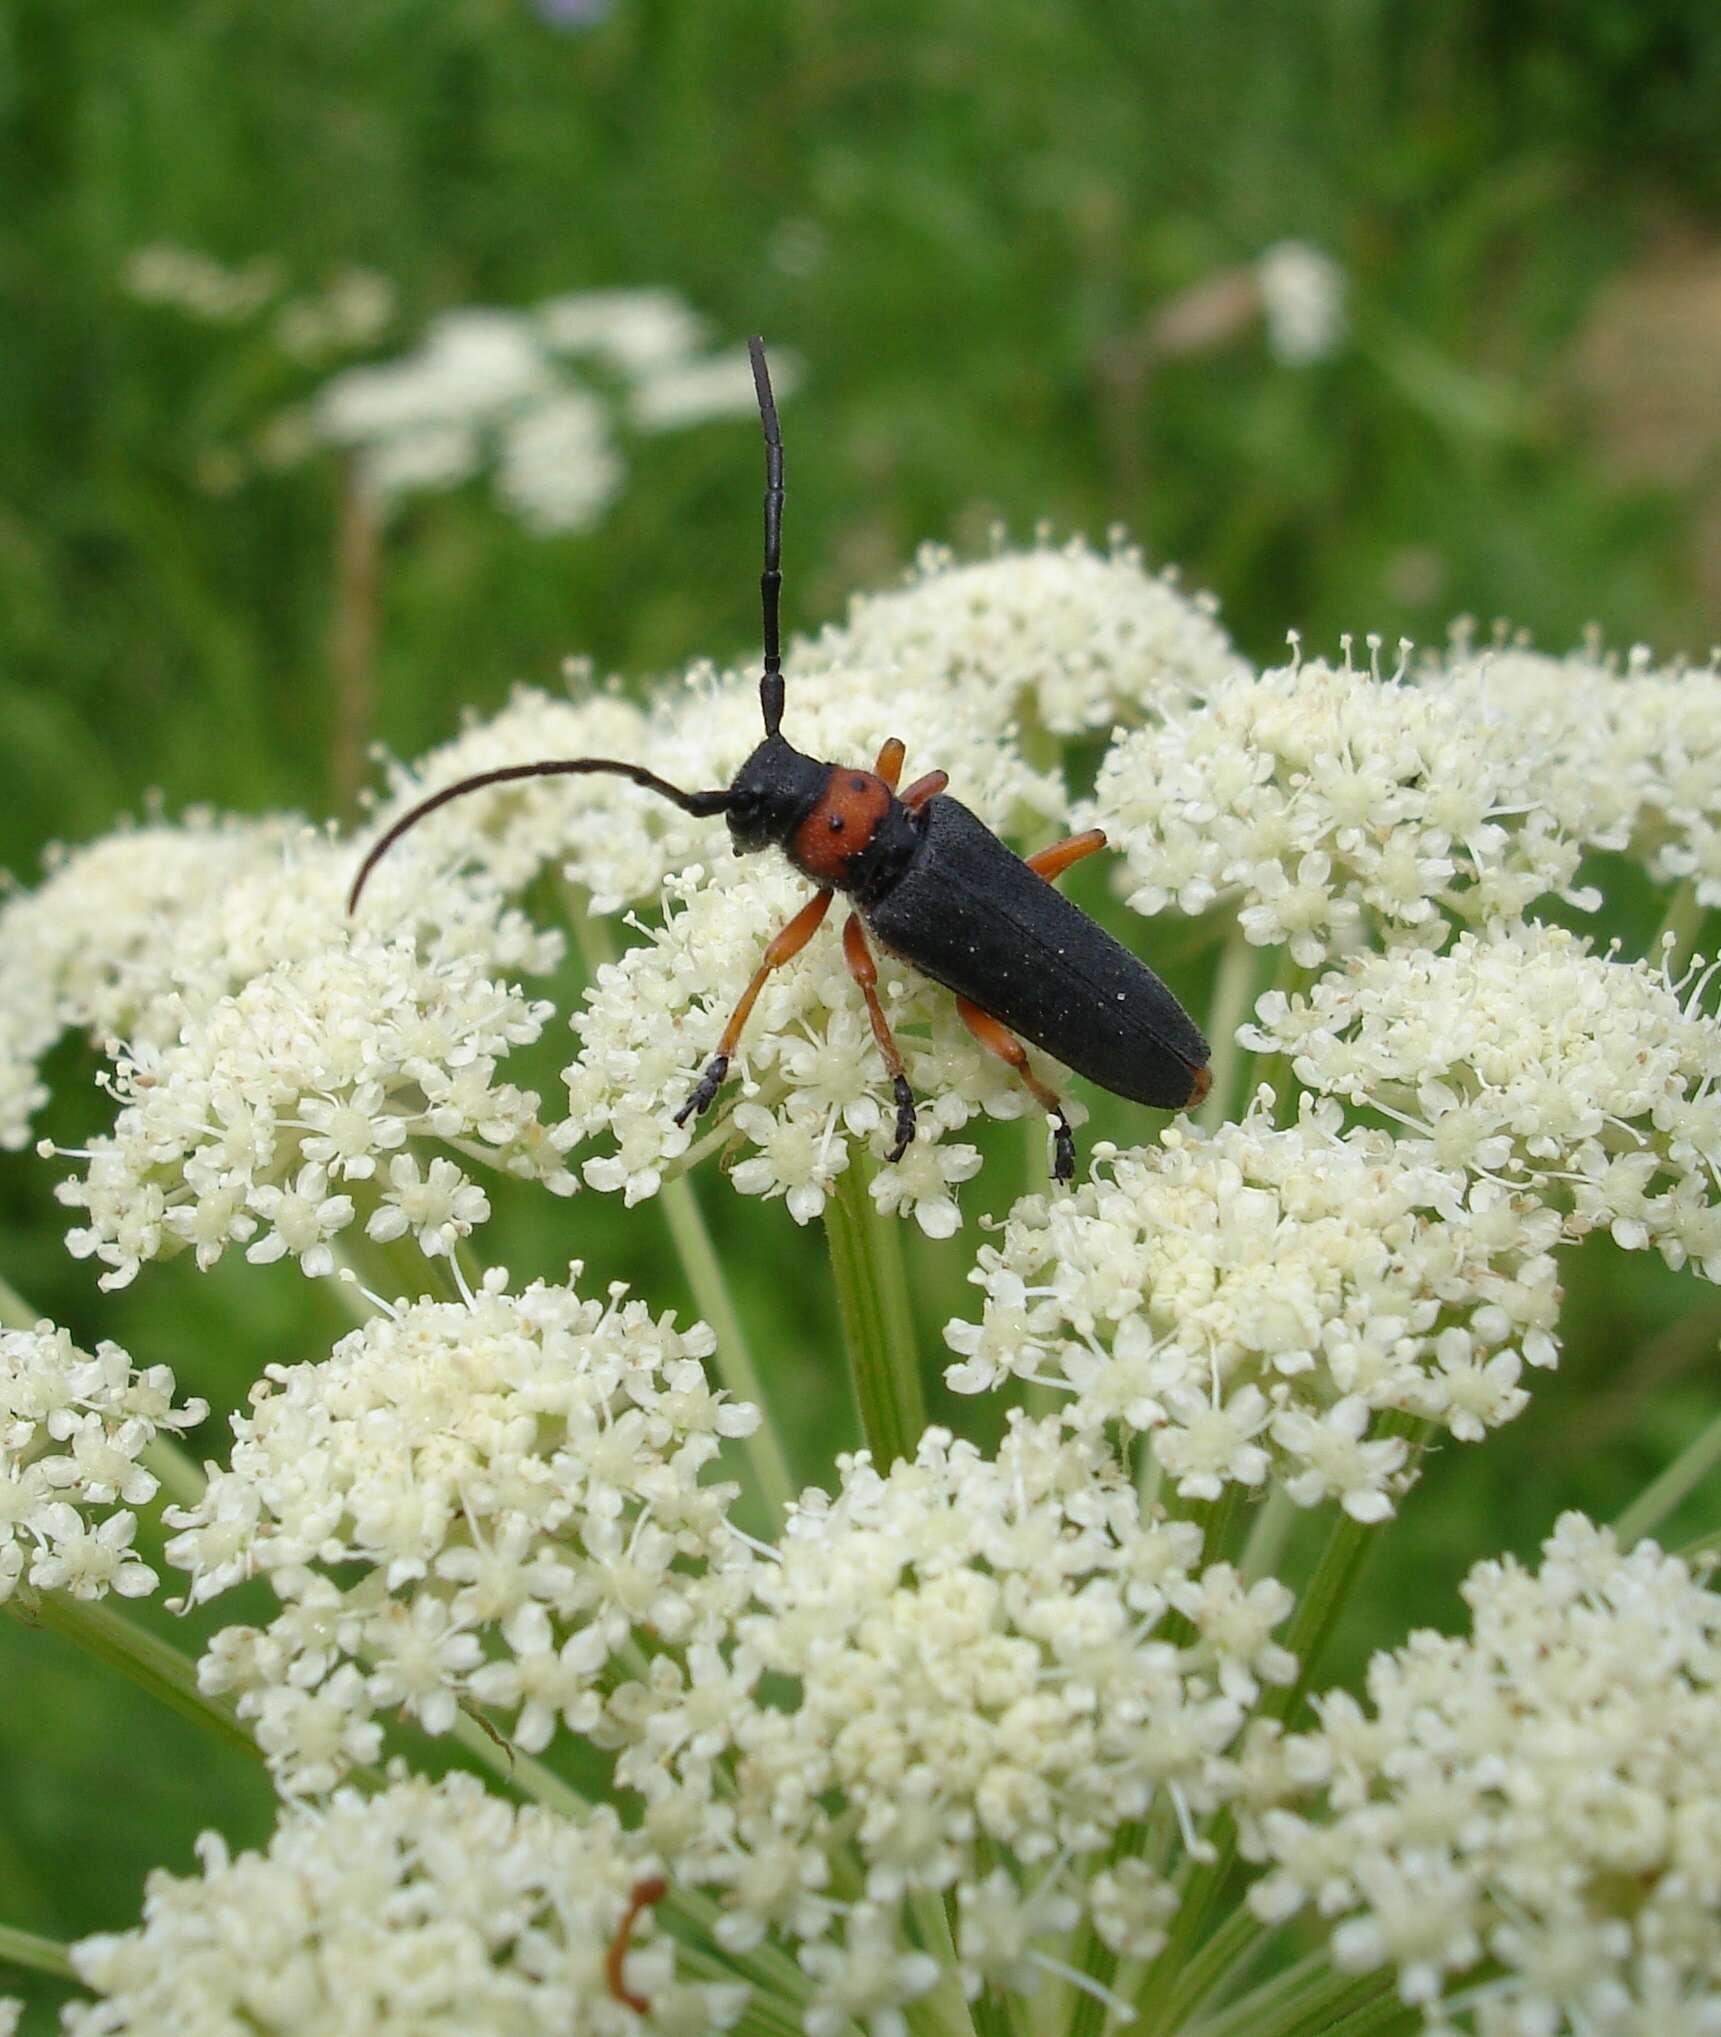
[842,914,916,1161]
[874,736,950,815]
[675,888,833,1126]
[955,995,1076,1183]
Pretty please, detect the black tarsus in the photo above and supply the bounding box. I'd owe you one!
[346,758,731,914]
[887,1073,917,1164]
[673,1051,729,1129]
[748,336,786,739]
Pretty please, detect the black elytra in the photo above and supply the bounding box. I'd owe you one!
[348,338,1210,1181]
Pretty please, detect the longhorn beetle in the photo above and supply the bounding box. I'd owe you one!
[349,339,1210,1181]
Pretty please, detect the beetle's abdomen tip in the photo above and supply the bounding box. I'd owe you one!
[1183,1062,1213,1112]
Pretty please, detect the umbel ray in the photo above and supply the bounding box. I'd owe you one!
[349,338,1210,1182]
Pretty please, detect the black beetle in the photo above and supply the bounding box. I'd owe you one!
[349,339,1210,1181]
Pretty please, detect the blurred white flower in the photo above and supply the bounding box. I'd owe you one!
[946,1099,1561,1518]
[1,1321,205,1604]
[311,289,781,532]
[66,1772,743,2036]
[123,244,283,322]
[1244,1515,1721,2037]
[1256,240,1347,365]
[1244,921,1721,1278]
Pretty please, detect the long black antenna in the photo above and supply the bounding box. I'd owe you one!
[748,336,785,737]
[347,758,731,913]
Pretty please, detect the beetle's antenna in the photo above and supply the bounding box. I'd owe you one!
[347,759,731,913]
[749,335,786,738]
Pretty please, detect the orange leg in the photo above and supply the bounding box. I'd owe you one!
[874,736,906,789]
[675,889,833,1125]
[900,769,949,812]
[955,996,1076,1183]
[607,1875,669,2014]
[843,914,916,1161]
[1028,827,1108,883]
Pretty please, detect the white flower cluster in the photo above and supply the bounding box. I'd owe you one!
[1444,644,1721,906]
[1245,922,1721,1279]
[65,1771,742,2036]
[55,908,571,1288]
[0,813,302,1151]
[802,535,1247,735]
[1093,653,1597,965]
[946,1103,1561,1519]
[168,1275,756,1794]
[610,1420,1294,2030]
[1,1321,205,1604]
[124,243,397,362]
[312,291,786,532]
[1245,1515,1721,2037]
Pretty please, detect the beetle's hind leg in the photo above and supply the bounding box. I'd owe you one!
[842,915,917,1161]
[675,888,833,1127]
[955,996,1077,1184]
[1027,827,1108,883]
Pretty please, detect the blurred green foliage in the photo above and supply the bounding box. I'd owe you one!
[3,0,1720,2024]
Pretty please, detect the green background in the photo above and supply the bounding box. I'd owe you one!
[3,1,1720,2024]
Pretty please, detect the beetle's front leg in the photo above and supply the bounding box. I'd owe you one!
[675,888,833,1126]
[842,914,916,1162]
[954,995,1076,1183]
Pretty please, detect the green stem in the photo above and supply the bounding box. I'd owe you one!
[142,1433,207,1512]
[1613,1398,1721,1548]
[446,1705,588,1820]
[0,1271,41,1332]
[1306,1982,1418,2037]
[1197,927,1261,1131]
[1239,1487,1296,1585]
[12,1593,260,1764]
[1182,1945,1331,2037]
[661,1172,796,1522]
[1650,880,1704,973]
[1156,1899,1272,2031]
[0,1923,75,1983]
[1260,1508,1377,1728]
[824,1155,925,1467]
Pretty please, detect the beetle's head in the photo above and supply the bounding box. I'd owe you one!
[724,734,827,854]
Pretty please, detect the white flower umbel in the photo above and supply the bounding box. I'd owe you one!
[1443,643,1721,906]
[1,1322,205,1604]
[65,1771,743,2036]
[53,909,570,1288]
[1245,1515,1721,2037]
[0,812,301,1151]
[1245,922,1721,1279]
[613,1418,1293,2024]
[801,534,1247,736]
[946,1100,1561,1518]
[1093,652,1596,965]
[168,1273,756,1793]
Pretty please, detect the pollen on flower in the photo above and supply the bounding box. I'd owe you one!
[1,1321,205,1605]
[167,1273,755,1793]
[64,1772,744,2036]
[1241,1515,1721,2037]
[1091,654,1598,964]
[946,1100,1562,1517]
[1243,921,1721,1280]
